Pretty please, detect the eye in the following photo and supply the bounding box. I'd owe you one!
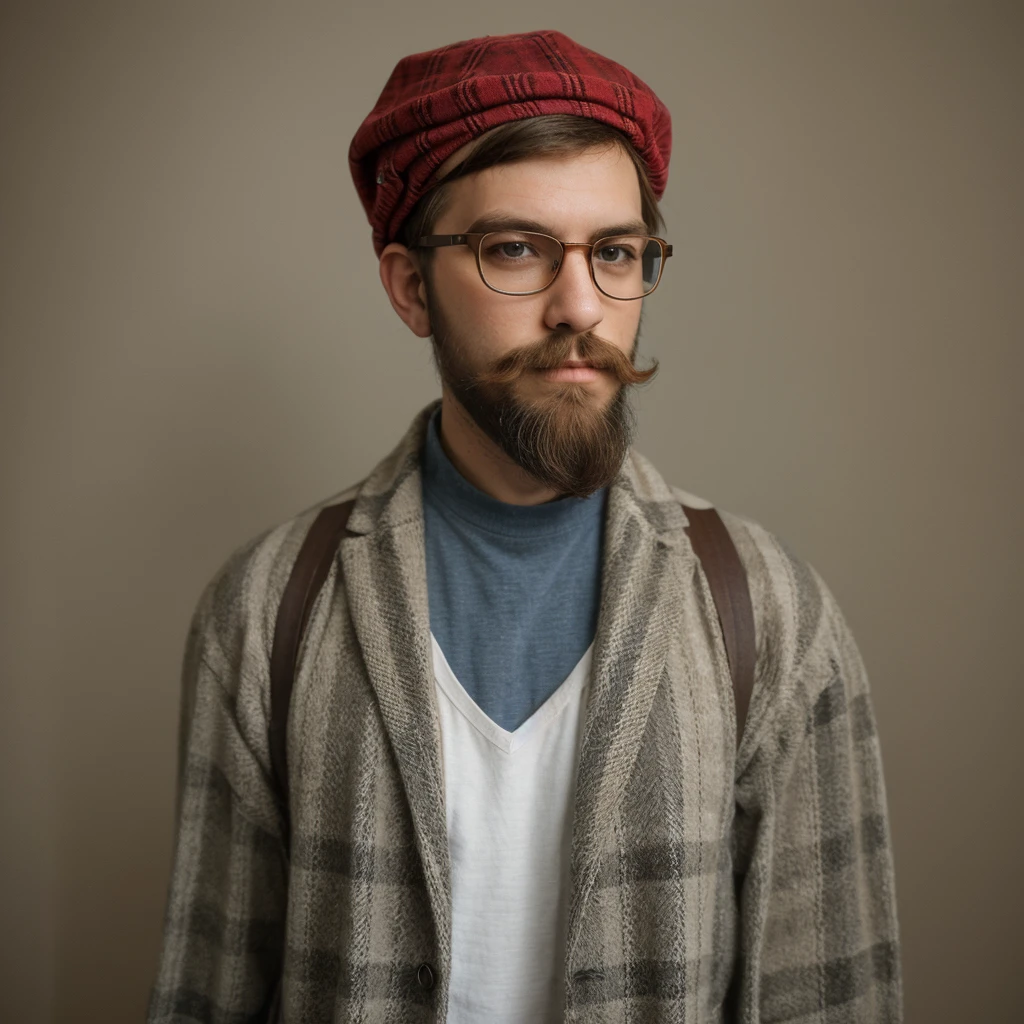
[483,235,543,262]
[595,244,635,264]
[498,241,530,259]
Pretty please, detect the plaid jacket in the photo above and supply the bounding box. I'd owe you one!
[149,403,902,1023]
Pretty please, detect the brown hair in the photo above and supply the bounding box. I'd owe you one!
[399,114,664,250]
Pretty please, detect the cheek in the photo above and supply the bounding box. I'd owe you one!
[478,297,547,341]
[604,303,643,352]
[439,284,548,355]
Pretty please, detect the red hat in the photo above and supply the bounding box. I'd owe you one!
[350,30,672,256]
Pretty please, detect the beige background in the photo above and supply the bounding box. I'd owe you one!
[2,2,1021,1021]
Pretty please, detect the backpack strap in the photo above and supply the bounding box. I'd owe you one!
[681,504,757,747]
[268,499,355,845]
[268,498,757,838]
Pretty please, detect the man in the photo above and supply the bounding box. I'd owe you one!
[150,30,902,1024]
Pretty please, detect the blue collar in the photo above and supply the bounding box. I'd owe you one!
[421,407,607,538]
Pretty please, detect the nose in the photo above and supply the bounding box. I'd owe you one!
[542,246,605,335]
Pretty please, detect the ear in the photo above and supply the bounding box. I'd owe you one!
[379,243,431,338]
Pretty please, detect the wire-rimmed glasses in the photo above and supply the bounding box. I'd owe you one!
[414,230,673,300]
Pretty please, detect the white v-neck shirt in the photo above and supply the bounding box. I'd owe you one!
[431,633,593,1024]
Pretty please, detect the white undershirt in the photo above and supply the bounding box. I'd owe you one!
[431,633,592,1024]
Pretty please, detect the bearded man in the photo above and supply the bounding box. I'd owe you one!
[149,31,902,1024]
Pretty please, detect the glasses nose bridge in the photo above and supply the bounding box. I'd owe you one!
[560,241,596,262]
[551,240,598,287]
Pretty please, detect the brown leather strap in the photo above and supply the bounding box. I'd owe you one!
[269,497,756,840]
[682,504,757,746]
[269,499,355,841]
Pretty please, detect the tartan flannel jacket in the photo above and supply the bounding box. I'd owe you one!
[149,403,902,1023]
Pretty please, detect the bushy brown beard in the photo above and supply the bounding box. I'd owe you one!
[427,293,658,499]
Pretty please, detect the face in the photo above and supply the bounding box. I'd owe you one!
[421,145,658,497]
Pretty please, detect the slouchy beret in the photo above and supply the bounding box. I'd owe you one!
[349,30,672,255]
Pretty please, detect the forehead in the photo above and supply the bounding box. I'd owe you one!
[435,146,643,236]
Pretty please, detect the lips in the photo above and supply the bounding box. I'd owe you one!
[542,358,605,373]
[474,331,658,389]
[541,361,603,383]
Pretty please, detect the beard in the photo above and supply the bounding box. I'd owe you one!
[426,287,658,499]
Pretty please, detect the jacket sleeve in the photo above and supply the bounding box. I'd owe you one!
[148,576,287,1024]
[729,566,903,1023]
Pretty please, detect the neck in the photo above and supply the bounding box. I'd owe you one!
[437,391,561,506]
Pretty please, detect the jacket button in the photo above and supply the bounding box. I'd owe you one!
[417,963,437,991]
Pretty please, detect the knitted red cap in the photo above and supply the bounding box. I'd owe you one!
[349,30,672,256]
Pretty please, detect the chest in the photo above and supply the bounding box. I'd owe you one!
[284,592,737,1021]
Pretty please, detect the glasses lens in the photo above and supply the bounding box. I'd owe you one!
[592,236,662,299]
[478,231,563,294]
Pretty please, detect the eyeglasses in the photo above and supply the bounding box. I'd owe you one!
[414,230,673,300]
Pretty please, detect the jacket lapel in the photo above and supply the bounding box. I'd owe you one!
[339,410,453,966]
[334,404,697,976]
[564,465,691,965]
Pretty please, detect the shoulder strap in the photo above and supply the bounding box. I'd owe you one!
[681,504,757,747]
[268,499,355,841]
[268,498,757,834]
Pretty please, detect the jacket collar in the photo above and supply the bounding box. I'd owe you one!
[339,400,697,972]
[344,398,692,547]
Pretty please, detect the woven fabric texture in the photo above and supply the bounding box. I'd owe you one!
[149,402,902,1023]
[349,30,672,255]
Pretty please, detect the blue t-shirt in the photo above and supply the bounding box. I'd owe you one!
[422,409,606,732]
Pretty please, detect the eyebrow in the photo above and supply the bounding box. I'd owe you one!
[465,212,650,241]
